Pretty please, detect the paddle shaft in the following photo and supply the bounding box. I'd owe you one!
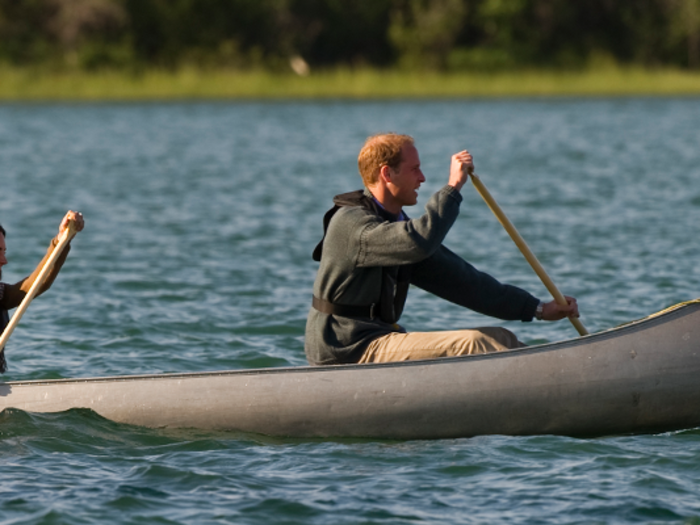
[470,173,588,336]
[0,223,77,350]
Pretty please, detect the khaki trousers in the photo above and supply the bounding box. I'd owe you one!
[358,327,523,364]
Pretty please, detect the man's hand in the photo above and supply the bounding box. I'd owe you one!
[448,150,474,191]
[541,296,579,321]
[59,210,85,236]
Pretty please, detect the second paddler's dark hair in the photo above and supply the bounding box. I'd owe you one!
[0,224,5,237]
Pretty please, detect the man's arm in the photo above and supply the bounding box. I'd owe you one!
[343,186,463,268]
[411,245,540,322]
[0,211,84,310]
[0,238,71,310]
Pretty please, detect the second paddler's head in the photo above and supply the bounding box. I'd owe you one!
[358,133,425,214]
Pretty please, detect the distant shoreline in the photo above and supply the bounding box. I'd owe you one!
[3,67,700,101]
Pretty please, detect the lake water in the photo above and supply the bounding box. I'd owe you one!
[1,98,700,523]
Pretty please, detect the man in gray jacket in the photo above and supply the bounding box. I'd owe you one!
[305,133,578,365]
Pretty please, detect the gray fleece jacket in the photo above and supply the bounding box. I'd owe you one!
[304,185,539,365]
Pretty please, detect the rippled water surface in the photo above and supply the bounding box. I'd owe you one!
[1,99,700,523]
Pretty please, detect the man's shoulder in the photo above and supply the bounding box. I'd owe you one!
[323,206,383,249]
[330,204,380,228]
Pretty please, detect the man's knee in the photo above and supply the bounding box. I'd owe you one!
[472,327,522,349]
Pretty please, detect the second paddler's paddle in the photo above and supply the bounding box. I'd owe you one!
[0,219,79,351]
[470,173,588,336]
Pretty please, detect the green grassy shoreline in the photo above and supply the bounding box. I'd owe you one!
[3,66,700,100]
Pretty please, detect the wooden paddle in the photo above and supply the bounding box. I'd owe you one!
[0,219,79,351]
[470,173,588,336]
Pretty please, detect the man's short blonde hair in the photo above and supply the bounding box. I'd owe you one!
[358,133,414,186]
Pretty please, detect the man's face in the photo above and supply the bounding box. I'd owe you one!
[387,144,426,208]
[0,234,6,280]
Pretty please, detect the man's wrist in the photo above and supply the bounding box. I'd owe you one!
[443,184,464,201]
[535,301,544,321]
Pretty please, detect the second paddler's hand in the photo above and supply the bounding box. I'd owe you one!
[448,150,474,192]
[541,296,579,321]
[59,210,85,237]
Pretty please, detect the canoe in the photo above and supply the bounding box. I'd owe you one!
[1,300,699,440]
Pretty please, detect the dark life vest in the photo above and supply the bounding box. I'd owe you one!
[312,190,412,325]
[0,309,8,373]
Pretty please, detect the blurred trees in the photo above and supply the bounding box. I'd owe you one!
[389,0,467,69]
[0,0,128,68]
[1,0,700,71]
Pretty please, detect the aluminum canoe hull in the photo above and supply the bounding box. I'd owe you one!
[1,301,699,439]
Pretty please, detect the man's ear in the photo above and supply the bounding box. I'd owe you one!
[379,165,393,184]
